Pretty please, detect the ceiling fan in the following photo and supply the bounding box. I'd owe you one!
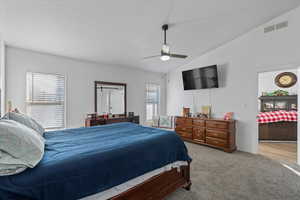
[143,24,188,61]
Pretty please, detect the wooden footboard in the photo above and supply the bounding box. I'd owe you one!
[259,122,297,141]
[110,163,191,200]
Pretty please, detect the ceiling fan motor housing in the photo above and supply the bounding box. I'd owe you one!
[161,44,170,54]
[162,24,168,31]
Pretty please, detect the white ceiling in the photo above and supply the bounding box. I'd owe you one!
[1,0,300,73]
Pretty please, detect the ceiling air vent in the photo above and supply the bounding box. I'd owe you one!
[276,21,288,30]
[264,21,288,34]
[264,25,275,33]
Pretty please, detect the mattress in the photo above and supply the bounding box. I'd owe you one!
[0,122,191,200]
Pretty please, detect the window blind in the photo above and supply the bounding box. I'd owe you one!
[146,84,160,104]
[26,72,65,129]
[146,84,160,121]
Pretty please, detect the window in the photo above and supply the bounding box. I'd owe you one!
[0,40,5,117]
[146,83,160,121]
[26,72,65,129]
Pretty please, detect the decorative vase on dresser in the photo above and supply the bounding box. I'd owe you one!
[175,117,236,153]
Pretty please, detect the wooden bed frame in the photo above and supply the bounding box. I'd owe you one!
[259,121,297,141]
[110,163,191,200]
[22,164,190,200]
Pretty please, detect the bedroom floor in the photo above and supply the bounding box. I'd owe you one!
[166,142,300,200]
[258,142,297,163]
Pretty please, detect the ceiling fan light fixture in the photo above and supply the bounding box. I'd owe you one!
[162,44,170,54]
[143,24,188,61]
[160,55,170,61]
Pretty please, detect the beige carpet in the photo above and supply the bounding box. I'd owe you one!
[166,142,300,200]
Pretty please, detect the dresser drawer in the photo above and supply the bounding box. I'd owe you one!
[176,117,185,124]
[193,127,205,141]
[206,129,228,139]
[206,121,228,129]
[176,117,193,126]
[193,119,205,127]
[177,131,193,139]
[88,119,105,126]
[206,137,228,148]
[175,127,192,133]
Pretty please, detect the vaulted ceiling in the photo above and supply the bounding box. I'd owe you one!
[1,0,300,72]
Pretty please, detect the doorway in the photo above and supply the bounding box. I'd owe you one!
[257,68,298,164]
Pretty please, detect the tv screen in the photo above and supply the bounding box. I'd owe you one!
[182,65,219,90]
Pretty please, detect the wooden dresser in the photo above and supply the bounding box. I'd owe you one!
[175,117,236,152]
[85,116,140,127]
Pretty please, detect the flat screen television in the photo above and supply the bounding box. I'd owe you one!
[182,65,219,90]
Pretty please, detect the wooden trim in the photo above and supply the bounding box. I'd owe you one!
[110,163,191,200]
[95,81,127,86]
[94,81,127,115]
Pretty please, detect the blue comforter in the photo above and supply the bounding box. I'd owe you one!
[0,122,191,200]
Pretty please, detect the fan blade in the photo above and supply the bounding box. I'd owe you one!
[143,55,161,60]
[170,54,188,59]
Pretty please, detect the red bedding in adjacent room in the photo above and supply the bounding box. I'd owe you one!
[257,110,297,124]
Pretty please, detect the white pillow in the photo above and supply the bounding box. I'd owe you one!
[0,120,45,176]
[2,112,45,136]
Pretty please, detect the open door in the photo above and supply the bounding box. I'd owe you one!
[257,69,298,164]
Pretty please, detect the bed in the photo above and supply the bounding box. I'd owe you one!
[0,122,191,200]
[258,95,297,141]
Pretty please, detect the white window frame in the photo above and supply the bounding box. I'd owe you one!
[0,40,5,116]
[26,72,67,130]
[145,83,160,122]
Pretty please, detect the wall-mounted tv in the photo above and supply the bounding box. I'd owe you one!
[182,65,219,90]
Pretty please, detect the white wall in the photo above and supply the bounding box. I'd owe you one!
[6,47,166,128]
[167,6,300,154]
[258,68,298,97]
